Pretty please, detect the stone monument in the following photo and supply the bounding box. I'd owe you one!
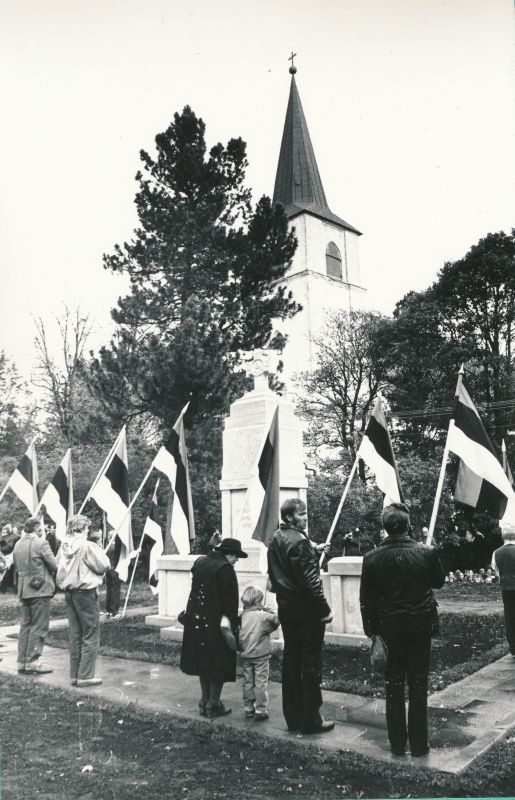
[218,349,308,602]
[146,348,367,647]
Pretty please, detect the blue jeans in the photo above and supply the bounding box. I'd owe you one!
[65,589,100,680]
[18,596,51,666]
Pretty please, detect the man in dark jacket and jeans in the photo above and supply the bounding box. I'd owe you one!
[360,502,445,757]
[268,498,333,734]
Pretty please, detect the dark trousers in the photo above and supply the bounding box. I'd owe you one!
[383,633,431,755]
[105,568,121,615]
[18,596,52,666]
[278,601,325,732]
[502,590,515,654]
[65,589,100,680]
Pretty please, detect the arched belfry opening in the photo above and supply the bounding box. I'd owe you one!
[326,242,343,280]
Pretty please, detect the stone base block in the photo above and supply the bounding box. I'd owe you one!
[324,631,369,648]
[161,625,184,642]
[145,614,177,628]
[158,625,366,649]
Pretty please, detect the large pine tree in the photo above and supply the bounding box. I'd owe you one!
[89,106,298,428]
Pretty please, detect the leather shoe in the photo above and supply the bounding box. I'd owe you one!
[25,663,53,674]
[390,747,406,756]
[301,719,335,734]
[207,702,232,718]
[76,677,103,687]
[411,747,430,757]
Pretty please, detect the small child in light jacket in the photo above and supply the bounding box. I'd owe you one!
[238,585,280,721]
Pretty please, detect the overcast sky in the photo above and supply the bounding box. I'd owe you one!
[1,0,514,376]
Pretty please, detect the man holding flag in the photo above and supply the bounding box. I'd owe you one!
[267,498,333,735]
[360,502,445,758]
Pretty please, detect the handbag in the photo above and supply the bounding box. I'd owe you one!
[177,609,187,626]
[370,634,388,673]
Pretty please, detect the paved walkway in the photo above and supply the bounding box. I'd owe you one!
[1,612,514,775]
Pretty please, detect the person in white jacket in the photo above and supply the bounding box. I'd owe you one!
[56,514,111,687]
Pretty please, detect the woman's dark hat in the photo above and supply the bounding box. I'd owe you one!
[219,538,248,558]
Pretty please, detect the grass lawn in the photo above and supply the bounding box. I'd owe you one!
[0,580,156,625]
[1,674,514,799]
[435,581,502,603]
[44,608,509,698]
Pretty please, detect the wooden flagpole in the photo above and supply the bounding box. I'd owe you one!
[319,454,360,566]
[426,367,464,547]
[121,540,144,617]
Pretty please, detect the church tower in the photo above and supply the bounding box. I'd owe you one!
[272,64,366,386]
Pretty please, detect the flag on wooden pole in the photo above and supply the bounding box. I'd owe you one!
[502,440,514,487]
[448,380,513,519]
[90,428,133,580]
[144,480,163,595]
[357,397,403,505]
[152,403,195,554]
[235,406,280,546]
[37,449,74,541]
[0,441,39,512]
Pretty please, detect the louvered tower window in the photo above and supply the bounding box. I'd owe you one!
[326,242,343,280]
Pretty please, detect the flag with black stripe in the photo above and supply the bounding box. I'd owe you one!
[152,403,195,554]
[235,406,280,546]
[358,397,403,505]
[144,480,163,595]
[0,441,39,512]
[503,439,514,487]
[38,449,74,541]
[449,379,513,519]
[90,428,133,580]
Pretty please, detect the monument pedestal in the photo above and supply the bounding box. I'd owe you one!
[219,387,307,539]
[324,557,367,646]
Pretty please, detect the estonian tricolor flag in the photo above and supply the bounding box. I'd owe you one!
[38,449,74,541]
[235,406,280,546]
[152,403,195,555]
[0,441,39,513]
[450,380,513,520]
[144,480,163,595]
[90,427,133,580]
[357,397,403,505]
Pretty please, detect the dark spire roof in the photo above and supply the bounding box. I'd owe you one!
[272,74,361,235]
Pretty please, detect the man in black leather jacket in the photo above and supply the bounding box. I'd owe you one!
[267,498,333,734]
[360,502,445,757]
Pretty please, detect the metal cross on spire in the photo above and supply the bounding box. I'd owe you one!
[288,51,297,74]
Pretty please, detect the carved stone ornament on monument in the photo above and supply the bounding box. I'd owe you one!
[239,349,278,392]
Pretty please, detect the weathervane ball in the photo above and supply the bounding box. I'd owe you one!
[289,65,297,75]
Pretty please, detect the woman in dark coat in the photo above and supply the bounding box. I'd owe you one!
[180,538,247,718]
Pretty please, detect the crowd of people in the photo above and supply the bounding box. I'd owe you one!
[446,568,498,584]
[3,501,515,759]
[179,499,515,756]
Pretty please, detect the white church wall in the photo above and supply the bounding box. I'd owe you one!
[286,215,363,291]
